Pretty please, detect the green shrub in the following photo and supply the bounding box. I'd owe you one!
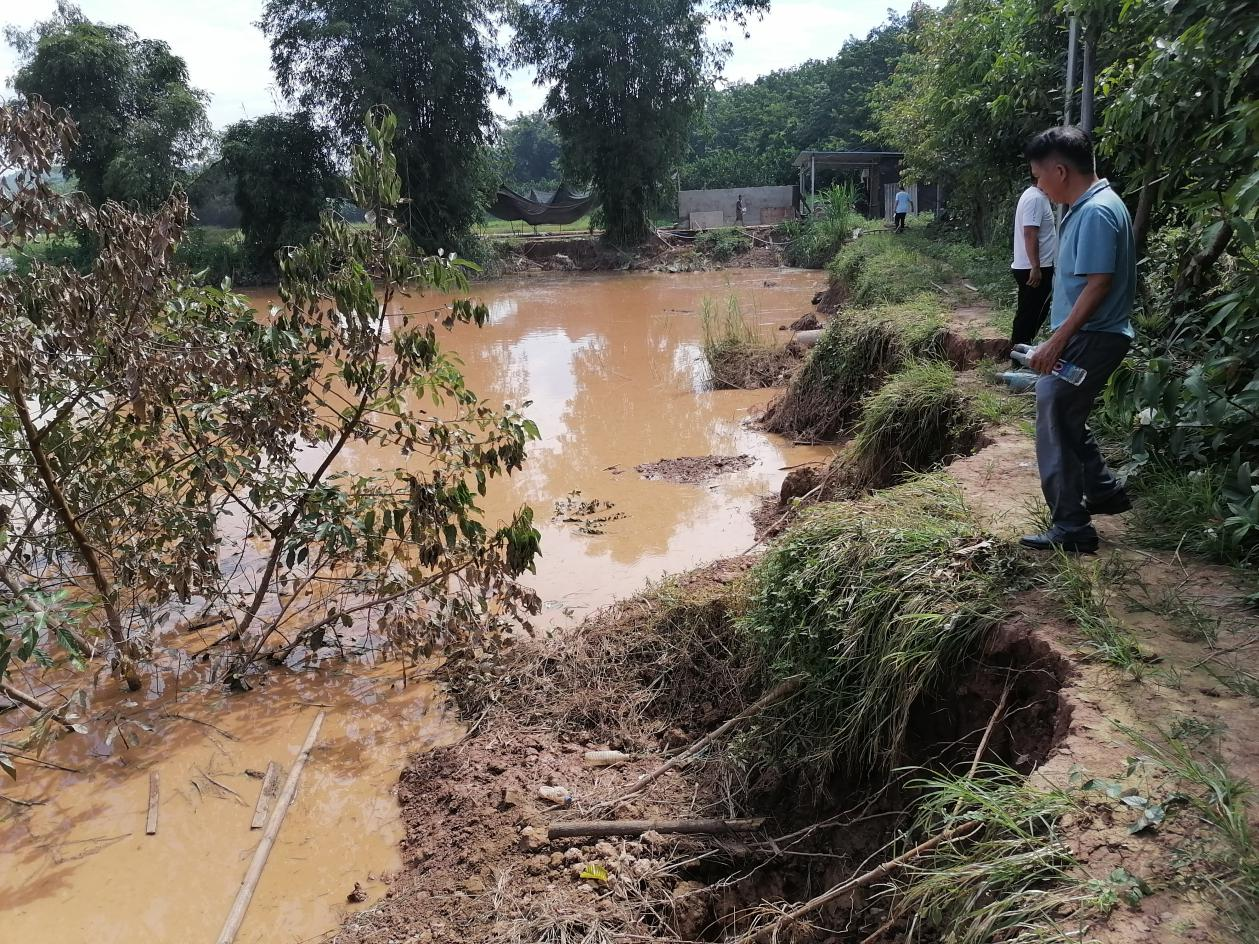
[694,226,752,261]
[174,227,259,285]
[763,292,948,440]
[737,476,1016,790]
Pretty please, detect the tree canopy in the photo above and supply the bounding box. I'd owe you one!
[494,110,563,192]
[681,10,924,190]
[513,0,768,246]
[7,1,208,208]
[221,113,339,274]
[260,0,503,253]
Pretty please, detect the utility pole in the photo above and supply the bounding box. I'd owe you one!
[1063,15,1079,126]
[1080,25,1096,135]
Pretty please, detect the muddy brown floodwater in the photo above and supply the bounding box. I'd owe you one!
[1,268,830,944]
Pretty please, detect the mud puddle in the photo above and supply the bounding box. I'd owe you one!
[2,268,828,943]
[632,453,756,484]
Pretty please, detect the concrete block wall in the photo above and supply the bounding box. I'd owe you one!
[678,185,794,227]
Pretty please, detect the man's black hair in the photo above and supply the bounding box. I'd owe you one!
[1024,126,1094,174]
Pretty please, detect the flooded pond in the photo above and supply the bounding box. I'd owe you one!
[1,268,829,943]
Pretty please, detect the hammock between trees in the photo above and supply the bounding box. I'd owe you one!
[488,185,597,225]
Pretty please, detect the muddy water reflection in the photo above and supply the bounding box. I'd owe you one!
[1,268,828,944]
[340,269,832,624]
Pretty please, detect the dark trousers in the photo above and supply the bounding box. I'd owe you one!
[894,211,907,232]
[1034,330,1131,535]
[1011,267,1054,353]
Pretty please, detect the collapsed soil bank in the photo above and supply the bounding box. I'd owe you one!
[335,557,1073,944]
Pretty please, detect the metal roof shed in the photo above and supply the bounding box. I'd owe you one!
[794,150,904,219]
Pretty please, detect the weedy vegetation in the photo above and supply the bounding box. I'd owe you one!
[700,294,796,389]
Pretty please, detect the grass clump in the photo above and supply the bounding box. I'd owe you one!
[1125,460,1248,564]
[880,766,1094,944]
[694,226,752,262]
[763,292,948,440]
[827,235,951,308]
[839,361,985,491]
[700,295,796,389]
[737,476,1018,789]
[1040,553,1149,680]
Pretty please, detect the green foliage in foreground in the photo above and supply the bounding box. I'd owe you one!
[764,292,947,440]
[845,361,984,490]
[738,477,1017,789]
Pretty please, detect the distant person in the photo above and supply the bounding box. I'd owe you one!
[1010,174,1057,365]
[735,194,746,225]
[893,185,913,232]
[1020,126,1135,554]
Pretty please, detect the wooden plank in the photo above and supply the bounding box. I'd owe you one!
[146,771,160,835]
[250,762,280,829]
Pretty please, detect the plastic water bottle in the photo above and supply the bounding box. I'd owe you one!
[1010,344,1088,386]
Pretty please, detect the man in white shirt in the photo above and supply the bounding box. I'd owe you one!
[1010,175,1057,363]
[893,185,913,232]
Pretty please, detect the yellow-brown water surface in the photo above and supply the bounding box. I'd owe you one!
[0,268,829,943]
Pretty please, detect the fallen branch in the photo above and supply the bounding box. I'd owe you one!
[0,680,76,731]
[197,766,246,805]
[600,676,805,808]
[164,712,241,741]
[735,820,982,944]
[1,793,45,807]
[215,711,325,944]
[549,817,765,841]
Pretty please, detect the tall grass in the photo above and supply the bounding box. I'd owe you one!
[694,226,752,261]
[699,295,795,389]
[763,293,948,440]
[781,183,863,268]
[737,476,1019,789]
[882,766,1094,944]
[842,361,985,490]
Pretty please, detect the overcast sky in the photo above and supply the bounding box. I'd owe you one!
[1,1,934,131]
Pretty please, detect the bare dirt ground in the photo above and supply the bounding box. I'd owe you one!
[632,454,757,484]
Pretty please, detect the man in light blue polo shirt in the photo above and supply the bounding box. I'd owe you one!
[1020,126,1135,553]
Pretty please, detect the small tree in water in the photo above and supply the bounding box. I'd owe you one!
[0,100,540,754]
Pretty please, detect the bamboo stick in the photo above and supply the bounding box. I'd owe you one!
[549,817,765,840]
[215,712,325,944]
[250,762,280,829]
[146,772,159,835]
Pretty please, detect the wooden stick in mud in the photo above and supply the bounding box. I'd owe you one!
[146,772,160,835]
[604,676,805,807]
[549,817,766,840]
[250,762,281,829]
[734,820,982,944]
[215,712,326,944]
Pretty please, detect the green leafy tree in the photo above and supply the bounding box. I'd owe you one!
[7,1,209,207]
[260,0,503,253]
[873,0,1062,243]
[1,99,540,756]
[221,113,340,274]
[1085,0,1259,556]
[512,0,768,246]
[497,110,563,191]
[681,10,925,189]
